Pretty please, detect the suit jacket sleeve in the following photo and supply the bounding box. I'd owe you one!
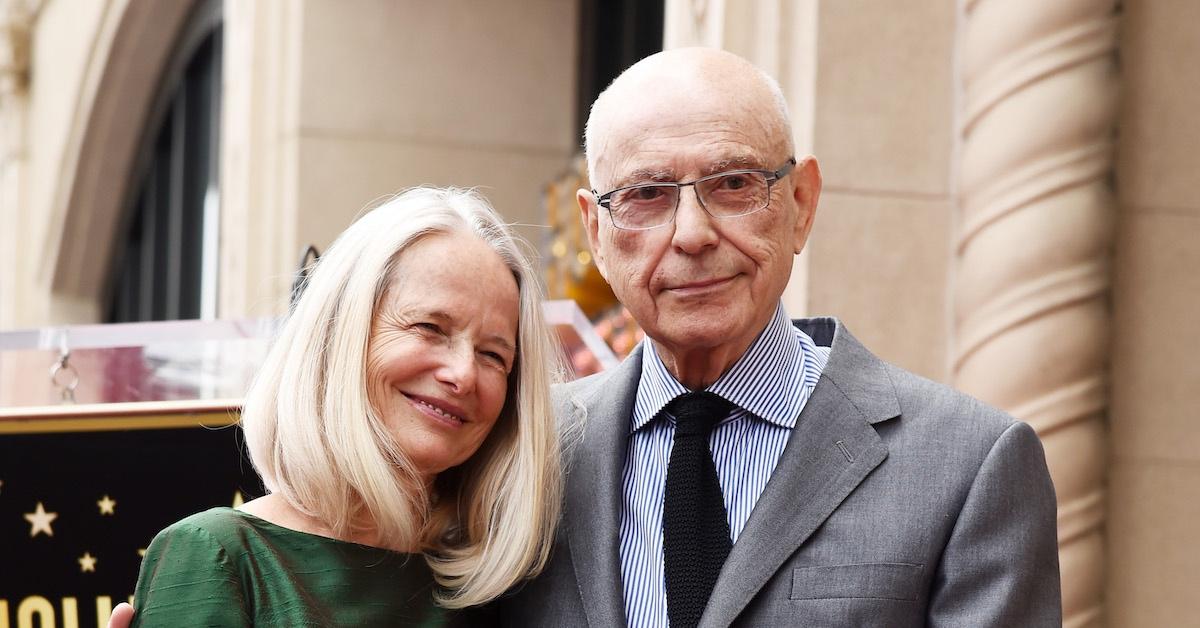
[928,420,1062,627]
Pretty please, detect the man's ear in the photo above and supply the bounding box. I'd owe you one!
[577,188,608,280]
[791,156,822,254]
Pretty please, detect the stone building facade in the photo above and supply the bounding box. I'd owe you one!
[1,1,1196,625]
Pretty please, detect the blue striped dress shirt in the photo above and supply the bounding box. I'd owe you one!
[619,304,830,628]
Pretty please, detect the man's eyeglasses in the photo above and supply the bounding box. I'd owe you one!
[594,157,797,231]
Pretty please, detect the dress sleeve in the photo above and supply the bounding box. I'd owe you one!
[130,521,253,628]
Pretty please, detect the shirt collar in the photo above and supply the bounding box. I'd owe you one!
[631,303,816,432]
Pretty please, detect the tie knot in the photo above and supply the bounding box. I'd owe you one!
[665,392,733,436]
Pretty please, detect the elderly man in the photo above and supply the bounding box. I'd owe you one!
[499,48,1061,627]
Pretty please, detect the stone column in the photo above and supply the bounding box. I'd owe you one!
[955,1,1118,625]
[0,0,36,329]
[217,0,303,318]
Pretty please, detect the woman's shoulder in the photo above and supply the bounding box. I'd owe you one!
[165,497,305,538]
[165,506,252,535]
[133,508,257,627]
[148,507,262,554]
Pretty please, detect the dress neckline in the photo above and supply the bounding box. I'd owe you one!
[223,506,422,557]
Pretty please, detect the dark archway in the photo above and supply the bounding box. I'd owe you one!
[46,0,205,314]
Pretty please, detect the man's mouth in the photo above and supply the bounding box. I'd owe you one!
[664,274,737,295]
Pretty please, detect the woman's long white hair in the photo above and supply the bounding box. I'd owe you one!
[241,187,563,608]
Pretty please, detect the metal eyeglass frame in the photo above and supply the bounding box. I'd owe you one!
[593,157,797,231]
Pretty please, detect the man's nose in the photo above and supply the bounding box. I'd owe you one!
[670,186,720,254]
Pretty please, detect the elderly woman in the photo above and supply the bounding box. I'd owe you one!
[127,188,563,626]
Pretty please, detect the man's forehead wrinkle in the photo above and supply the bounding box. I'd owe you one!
[632,168,676,183]
[602,123,769,190]
[607,119,768,171]
[708,155,761,174]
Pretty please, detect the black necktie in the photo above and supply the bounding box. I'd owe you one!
[662,391,735,628]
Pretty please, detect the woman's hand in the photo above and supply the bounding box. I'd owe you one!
[107,602,134,628]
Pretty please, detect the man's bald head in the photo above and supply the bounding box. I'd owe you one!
[584,47,794,188]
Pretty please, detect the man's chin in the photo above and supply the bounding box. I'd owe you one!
[652,321,744,355]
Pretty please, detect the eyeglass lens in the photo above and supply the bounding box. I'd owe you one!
[610,171,771,229]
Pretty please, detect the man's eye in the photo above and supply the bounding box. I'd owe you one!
[632,186,665,200]
[717,174,750,190]
[416,322,442,334]
[617,186,672,208]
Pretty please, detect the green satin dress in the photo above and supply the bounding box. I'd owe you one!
[131,507,463,627]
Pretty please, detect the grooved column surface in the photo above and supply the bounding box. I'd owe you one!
[956,1,1118,626]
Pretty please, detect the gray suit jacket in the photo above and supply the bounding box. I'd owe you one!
[497,318,1061,627]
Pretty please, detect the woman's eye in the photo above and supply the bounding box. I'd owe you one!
[481,351,509,369]
[416,322,442,334]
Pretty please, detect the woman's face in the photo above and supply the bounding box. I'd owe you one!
[365,230,520,482]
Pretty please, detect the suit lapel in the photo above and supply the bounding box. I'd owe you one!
[564,347,643,628]
[700,320,899,628]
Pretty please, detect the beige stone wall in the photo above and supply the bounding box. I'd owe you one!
[3,0,117,328]
[221,0,579,318]
[1,0,579,328]
[804,1,957,383]
[1,0,203,329]
[1108,1,1200,625]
